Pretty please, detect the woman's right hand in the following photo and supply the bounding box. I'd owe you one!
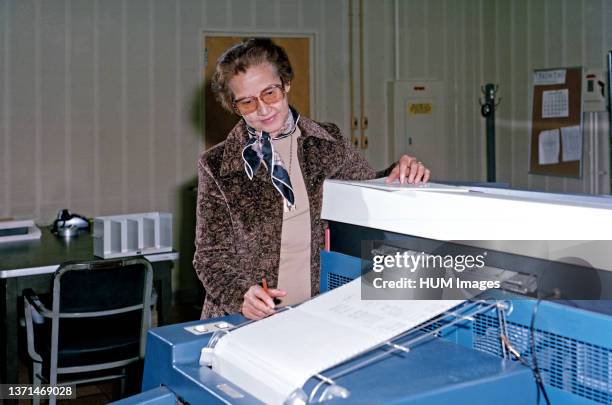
[241,284,286,320]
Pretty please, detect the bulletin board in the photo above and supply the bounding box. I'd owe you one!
[529,67,583,177]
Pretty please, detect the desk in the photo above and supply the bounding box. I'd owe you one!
[0,227,179,390]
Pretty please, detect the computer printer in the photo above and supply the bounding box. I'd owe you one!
[114,181,612,405]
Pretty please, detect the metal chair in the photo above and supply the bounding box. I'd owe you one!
[23,258,153,405]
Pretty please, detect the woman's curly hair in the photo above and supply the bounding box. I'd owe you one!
[211,38,294,112]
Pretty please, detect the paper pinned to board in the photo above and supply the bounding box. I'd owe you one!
[211,279,462,404]
[560,125,582,162]
[538,129,560,165]
[533,69,566,85]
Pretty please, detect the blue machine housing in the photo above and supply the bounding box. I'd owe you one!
[114,250,612,405]
[320,251,612,405]
[117,313,536,405]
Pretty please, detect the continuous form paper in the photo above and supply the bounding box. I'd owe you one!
[212,279,462,404]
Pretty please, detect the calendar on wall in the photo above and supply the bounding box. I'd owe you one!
[541,89,569,118]
[530,67,583,177]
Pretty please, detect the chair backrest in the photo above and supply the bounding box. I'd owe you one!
[54,259,149,313]
[49,258,154,373]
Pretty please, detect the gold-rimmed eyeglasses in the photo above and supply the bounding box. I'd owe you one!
[232,84,285,115]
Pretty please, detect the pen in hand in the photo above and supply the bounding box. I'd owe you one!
[261,277,269,293]
[261,278,282,306]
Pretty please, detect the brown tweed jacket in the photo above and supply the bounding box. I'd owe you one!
[193,116,394,319]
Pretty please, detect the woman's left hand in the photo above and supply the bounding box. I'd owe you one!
[386,155,431,184]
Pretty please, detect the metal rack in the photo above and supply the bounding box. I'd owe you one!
[298,300,511,404]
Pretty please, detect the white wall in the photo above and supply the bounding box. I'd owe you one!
[361,0,485,179]
[363,0,612,192]
[4,0,612,220]
[1,0,612,292]
[488,0,611,192]
[0,0,352,224]
[0,0,350,296]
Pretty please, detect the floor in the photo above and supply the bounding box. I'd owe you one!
[17,302,202,405]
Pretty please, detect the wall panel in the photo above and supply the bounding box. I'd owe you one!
[495,0,511,184]
[2,0,356,294]
[178,0,203,182]
[3,0,612,293]
[321,0,346,127]
[153,0,178,213]
[254,0,277,28]
[467,0,482,180]
[525,0,547,191]
[510,0,529,189]
[205,0,228,28]
[279,0,300,30]
[545,0,568,192]
[9,0,38,217]
[443,0,459,179]
[1,0,10,217]
[69,0,96,214]
[124,0,151,213]
[374,0,611,192]
[363,0,390,167]
[40,0,68,218]
[97,0,123,216]
[230,0,253,28]
[565,0,583,66]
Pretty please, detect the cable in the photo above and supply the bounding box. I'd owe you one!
[529,299,551,405]
[500,335,529,367]
[500,299,552,404]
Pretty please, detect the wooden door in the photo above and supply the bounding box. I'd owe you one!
[203,36,311,149]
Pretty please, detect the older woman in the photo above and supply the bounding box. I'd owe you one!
[194,38,430,320]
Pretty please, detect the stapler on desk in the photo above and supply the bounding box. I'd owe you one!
[51,209,90,237]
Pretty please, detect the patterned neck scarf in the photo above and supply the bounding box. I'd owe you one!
[241,106,300,208]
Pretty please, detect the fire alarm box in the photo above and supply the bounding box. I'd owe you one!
[583,69,607,112]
